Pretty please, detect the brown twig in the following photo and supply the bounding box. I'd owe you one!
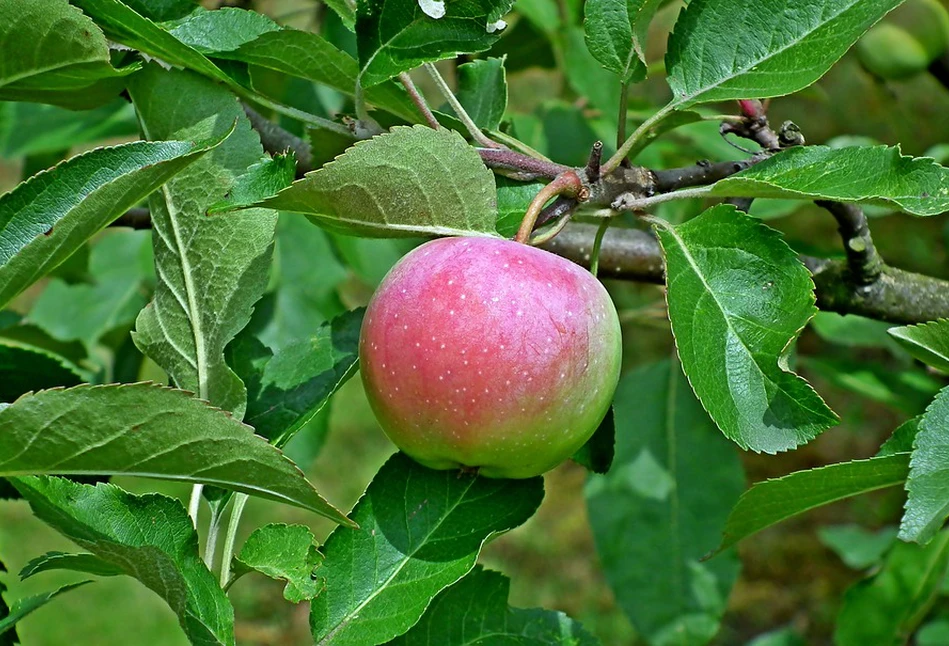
[816,201,883,285]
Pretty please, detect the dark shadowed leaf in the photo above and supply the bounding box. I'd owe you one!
[0,100,137,159]
[0,383,350,524]
[228,309,363,448]
[834,530,949,645]
[655,205,838,453]
[571,406,614,474]
[709,146,949,216]
[666,0,902,107]
[310,453,544,645]
[12,477,233,645]
[0,343,83,402]
[453,58,508,130]
[586,360,743,643]
[389,566,601,644]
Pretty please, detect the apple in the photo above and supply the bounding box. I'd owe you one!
[359,236,622,479]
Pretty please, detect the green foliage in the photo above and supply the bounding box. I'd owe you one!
[586,360,744,643]
[0,383,349,523]
[2,0,949,642]
[715,455,911,555]
[310,453,544,645]
[390,566,601,644]
[232,524,322,603]
[666,0,903,107]
[356,0,514,87]
[0,0,137,109]
[710,146,949,216]
[128,65,277,417]
[0,135,224,309]
[655,205,837,453]
[252,126,500,237]
[229,309,363,448]
[889,319,949,373]
[13,477,235,645]
[835,530,949,645]
[583,0,658,82]
[0,581,90,638]
[901,387,949,543]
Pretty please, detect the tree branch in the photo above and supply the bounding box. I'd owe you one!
[242,103,314,177]
[816,201,883,285]
[541,223,949,325]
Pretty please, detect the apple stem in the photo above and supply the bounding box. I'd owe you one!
[515,171,586,244]
[589,219,610,278]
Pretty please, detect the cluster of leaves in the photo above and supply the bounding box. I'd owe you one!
[0,0,948,643]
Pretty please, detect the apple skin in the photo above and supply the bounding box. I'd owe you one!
[359,236,622,479]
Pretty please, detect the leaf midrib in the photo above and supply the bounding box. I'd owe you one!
[317,476,481,644]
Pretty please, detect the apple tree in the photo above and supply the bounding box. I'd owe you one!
[2,0,949,643]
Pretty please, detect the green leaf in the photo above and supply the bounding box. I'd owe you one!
[495,177,543,238]
[128,66,278,417]
[453,58,508,130]
[310,452,544,645]
[257,216,348,350]
[228,309,363,448]
[233,524,322,603]
[713,454,910,555]
[665,0,902,107]
[879,417,922,457]
[120,0,199,21]
[586,360,744,643]
[26,229,154,350]
[0,100,137,159]
[834,530,949,645]
[209,153,297,213]
[889,319,949,373]
[0,135,224,310]
[389,566,601,645]
[817,525,898,570]
[654,205,838,453]
[251,126,499,237]
[563,26,623,117]
[0,581,91,637]
[583,0,659,82]
[0,342,83,402]
[167,6,282,53]
[71,0,235,86]
[12,477,234,645]
[0,383,350,525]
[356,0,514,87]
[19,552,125,579]
[709,146,949,216]
[901,386,949,543]
[0,0,137,109]
[571,406,614,474]
[166,7,418,121]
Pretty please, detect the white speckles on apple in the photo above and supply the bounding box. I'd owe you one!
[449,310,455,315]
[460,294,467,300]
